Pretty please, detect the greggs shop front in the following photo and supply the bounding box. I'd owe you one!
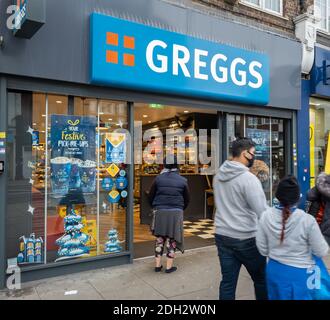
[0,0,301,287]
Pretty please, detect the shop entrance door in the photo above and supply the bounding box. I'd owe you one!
[133,103,219,258]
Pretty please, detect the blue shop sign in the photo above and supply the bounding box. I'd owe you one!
[90,13,270,105]
[311,46,330,98]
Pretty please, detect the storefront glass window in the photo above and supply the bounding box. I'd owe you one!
[246,116,272,203]
[227,114,286,205]
[309,97,330,187]
[6,91,129,268]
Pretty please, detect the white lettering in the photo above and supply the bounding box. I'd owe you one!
[249,61,263,89]
[145,40,265,90]
[146,40,168,73]
[211,53,228,83]
[231,58,247,86]
[173,44,191,77]
[194,49,208,80]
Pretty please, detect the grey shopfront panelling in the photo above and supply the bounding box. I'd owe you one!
[0,0,301,109]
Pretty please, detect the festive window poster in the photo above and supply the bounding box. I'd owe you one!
[50,115,97,196]
[105,132,126,164]
[32,130,39,146]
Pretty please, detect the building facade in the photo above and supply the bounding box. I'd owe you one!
[0,0,302,288]
[295,0,330,206]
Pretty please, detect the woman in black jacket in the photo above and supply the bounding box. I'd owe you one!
[148,157,190,273]
[306,172,330,245]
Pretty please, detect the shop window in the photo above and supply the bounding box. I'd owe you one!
[241,0,283,16]
[309,97,330,187]
[6,92,129,268]
[227,114,285,205]
[315,0,330,33]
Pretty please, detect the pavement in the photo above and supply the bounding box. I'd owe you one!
[1,246,329,300]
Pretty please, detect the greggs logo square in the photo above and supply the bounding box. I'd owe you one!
[106,32,135,67]
[90,13,270,105]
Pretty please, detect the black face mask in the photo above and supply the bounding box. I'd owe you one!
[244,151,255,168]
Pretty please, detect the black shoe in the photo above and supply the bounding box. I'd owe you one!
[165,267,177,274]
[155,266,163,272]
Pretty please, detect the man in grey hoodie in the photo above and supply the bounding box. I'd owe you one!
[213,138,268,300]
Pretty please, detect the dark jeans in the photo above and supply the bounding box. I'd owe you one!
[215,234,268,300]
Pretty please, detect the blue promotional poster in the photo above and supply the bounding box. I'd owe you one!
[50,115,97,196]
[32,130,39,146]
[246,128,270,164]
[105,132,126,164]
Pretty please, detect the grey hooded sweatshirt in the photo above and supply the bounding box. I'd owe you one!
[257,207,329,268]
[213,160,268,240]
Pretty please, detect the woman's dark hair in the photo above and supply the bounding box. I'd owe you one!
[280,206,291,244]
[231,138,255,158]
[164,156,179,170]
[275,175,301,244]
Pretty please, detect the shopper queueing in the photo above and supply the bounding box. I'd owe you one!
[213,138,268,300]
[256,175,329,300]
[148,156,190,274]
[306,172,330,245]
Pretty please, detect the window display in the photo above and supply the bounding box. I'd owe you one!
[227,114,285,205]
[6,92,129,268]
[310,97,330,187]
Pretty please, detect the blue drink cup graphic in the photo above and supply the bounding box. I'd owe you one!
[69,158,83,190]
[50,157,72,196]
[79,161,96,193]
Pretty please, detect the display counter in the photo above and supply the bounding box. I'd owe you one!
[139,174,213,224]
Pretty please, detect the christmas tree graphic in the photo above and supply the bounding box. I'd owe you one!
[55,208,90,261]
[104,229,124,254]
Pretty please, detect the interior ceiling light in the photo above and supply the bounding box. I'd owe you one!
[56,100,62,104]
[143,115,148,118]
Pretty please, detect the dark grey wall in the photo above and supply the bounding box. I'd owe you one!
[0,0,301,109]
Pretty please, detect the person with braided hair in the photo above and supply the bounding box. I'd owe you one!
[256,175,329,300]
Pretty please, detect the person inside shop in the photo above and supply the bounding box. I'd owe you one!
[148,156,190,273]
[213,137,268,300]
[256,175,329,300]
[306,172,330,245]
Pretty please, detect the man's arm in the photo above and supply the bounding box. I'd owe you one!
[244,175,268,219]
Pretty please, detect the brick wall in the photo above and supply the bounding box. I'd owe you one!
[192,0,314,36]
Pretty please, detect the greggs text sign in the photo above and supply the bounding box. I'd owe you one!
[90,13,270,105]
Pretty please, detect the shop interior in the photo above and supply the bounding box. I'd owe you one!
[309,97,330,187]
[133,103,219,257]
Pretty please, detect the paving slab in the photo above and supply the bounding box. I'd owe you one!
[89,271,166,300]
[0,287,40,300]
[0,247,327,300]
[35,278,103,300]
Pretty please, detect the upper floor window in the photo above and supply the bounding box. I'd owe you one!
[315,0,330,33]
[241,0,283,16]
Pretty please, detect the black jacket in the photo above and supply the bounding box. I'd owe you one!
[306,173,330,244]
[148,171,190,210]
